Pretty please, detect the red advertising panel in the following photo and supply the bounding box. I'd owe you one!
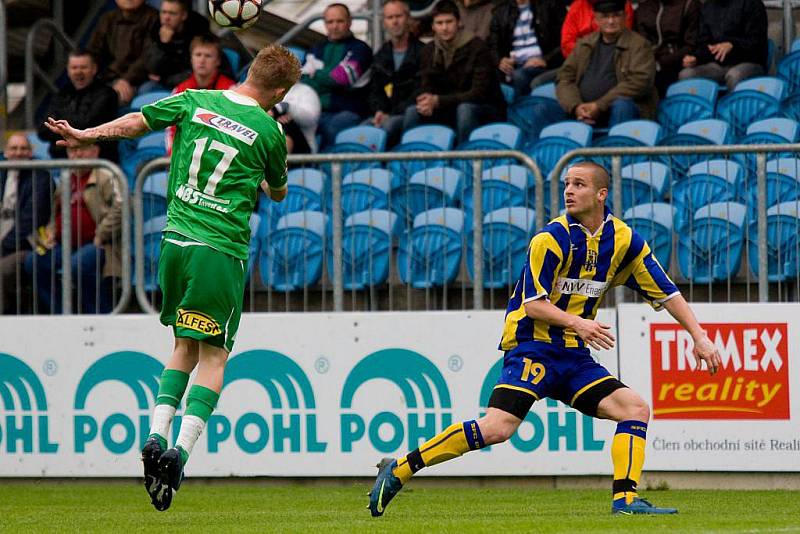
[650,323,789,419]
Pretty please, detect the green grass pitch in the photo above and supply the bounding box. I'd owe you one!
[1,482,798,533]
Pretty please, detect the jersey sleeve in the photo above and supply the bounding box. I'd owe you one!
[617,231,680,310]
[264,125,288,190]
[141,92,189,131]
[521,231,564,303]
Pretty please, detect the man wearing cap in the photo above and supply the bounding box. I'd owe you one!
[556,0,657,127]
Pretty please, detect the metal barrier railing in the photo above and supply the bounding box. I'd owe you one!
[133,150,545,313]
[550,144,800,304]
[0,159,131,314]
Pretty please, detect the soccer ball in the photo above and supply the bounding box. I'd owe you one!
[208,0,262,30]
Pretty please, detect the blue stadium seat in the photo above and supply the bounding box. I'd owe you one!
[777,50,800,95]
[397,207,465,288]
[792,37,800,54]
[259,211,328,291]
[507,82,567,146]
[716,77,787,139]
[658,78,719,136]
[331,209,399,290]
[501,83,516,104]
[335,125,387,151]
[527,121,593,179]
[222,48,241,76]
[247,212,260,279]
[657,119,731,184]
[622,202,676,268]
[467,122,523,149]
[287,46,307,64]
[400,124,455,149]
[260,168,326,229]
[391,167,462,224]
[387,125,455,188]
[141,215,168,292]
[467,207,537,288]
[616,162,669,212]
[341,168,392,218]
[462,164,533,230]
[591,120,662,169]
[733,117,799,176]
[673,159,743,232]
[141,171,169,222]
[744,158,800,220]
[130,90,171,110]
[677,202,747,283]
[748,200,800,282]
[27,133,50,160]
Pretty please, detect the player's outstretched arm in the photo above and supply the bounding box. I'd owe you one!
[662,295,721,375]
[45,113,149,148]
[524,299,616,351]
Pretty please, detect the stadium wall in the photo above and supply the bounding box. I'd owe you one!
[0,304,797,478]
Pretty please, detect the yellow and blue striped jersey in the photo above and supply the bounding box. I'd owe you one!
[500,208,679,350]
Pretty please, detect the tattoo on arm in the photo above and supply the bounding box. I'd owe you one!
[87,113,149,142]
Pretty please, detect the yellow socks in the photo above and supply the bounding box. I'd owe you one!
[611,420,648,505]
[393,420,485,484]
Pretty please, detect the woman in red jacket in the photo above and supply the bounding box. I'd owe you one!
[561,0,634,58]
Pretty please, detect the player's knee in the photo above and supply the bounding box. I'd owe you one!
[477,413,519,445]
[627,397,650,422]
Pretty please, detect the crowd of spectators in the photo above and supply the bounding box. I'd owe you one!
[1,0,774,313]
[25,0,772,157]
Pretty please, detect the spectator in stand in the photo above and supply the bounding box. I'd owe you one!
[403,0,506,143]
[556,0,657,127]
[0,134,54,314]
[166,34,237,154]
[677,0,767,91]
[87,0,159,105]
[561,0,634,59]
[488,0,569,98]
[302,3,373,150]
[367,0,424,148]
[457,0,495,42]
[635,0,700,97]
[144,0,210,90]
[25,143,123,314]
[37,50,119,161]
[270,83,321,154]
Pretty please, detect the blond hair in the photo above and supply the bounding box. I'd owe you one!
[246,44,301,93]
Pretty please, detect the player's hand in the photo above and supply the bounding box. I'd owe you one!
[573,318,615,351]
[45,117,93,148]
[498,57,514,75]
[692,334,721,375]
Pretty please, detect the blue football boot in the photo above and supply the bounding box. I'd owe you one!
[368,457,403,517]
[613,497,678,515]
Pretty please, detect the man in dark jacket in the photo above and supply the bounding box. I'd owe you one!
[0,133,54,314]
[635,0,700,97]
[144,0,210,90]
[678,0,767,91]
[367,0,424,148]
[403,0,506,144]
[37,50,119,161]
[556,0,657,127]
[488,0,569,97]
[302,3,374,149]
[87,0,159,105]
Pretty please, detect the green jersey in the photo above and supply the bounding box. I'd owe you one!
[141,89,287,259]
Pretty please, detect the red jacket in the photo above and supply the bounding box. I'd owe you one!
[561,0,635,58]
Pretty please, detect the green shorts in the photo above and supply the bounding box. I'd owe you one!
[158,232,246,352]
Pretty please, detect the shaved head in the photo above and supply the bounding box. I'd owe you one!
[569,161,609,191]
